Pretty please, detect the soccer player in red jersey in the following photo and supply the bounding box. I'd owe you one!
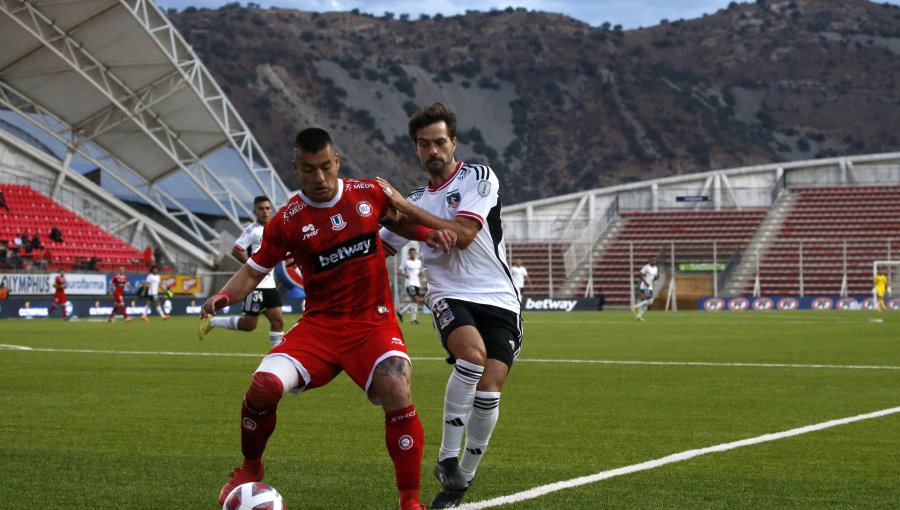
[108,266,132,322]
[47,269,68,319]
[202,128,456,510]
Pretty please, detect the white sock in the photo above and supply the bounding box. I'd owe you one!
[210,316,240,330]
[439,359,484,461]
[156,304,165,317]
[410,304,418,322]
[459,391,500,481]
[269,331,284,347]
[141,306,149,318]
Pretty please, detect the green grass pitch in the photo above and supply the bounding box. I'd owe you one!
[1,310,898,509]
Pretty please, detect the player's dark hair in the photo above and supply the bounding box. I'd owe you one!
[253,195,271,206]
[408,102,457,141]
[150,265,158,272]
[295,127,333,153]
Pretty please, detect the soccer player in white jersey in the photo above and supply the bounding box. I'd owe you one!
[377,103,523,509]
[633,255,659,321]
[140,265,169,320]
[399,247,424,324]
[199,196,285,347]
[509,258,532,300]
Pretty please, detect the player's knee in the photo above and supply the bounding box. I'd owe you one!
[371,358,412,408]
[239,317,258,332]
[245,371,284,411]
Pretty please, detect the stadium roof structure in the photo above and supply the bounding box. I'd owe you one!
[0,0,290,255]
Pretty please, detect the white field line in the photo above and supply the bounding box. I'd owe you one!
[459,405,900,509]
[0,345,898,370]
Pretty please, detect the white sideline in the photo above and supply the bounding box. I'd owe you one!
[0,345,898,370]
[459,405,900,509]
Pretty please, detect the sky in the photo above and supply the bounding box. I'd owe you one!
[154,0,781,30]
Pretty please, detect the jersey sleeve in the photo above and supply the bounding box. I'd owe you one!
[233,225,255,252]
[379,227,409,256]
[248,219,287,272]
[456,165,498,227]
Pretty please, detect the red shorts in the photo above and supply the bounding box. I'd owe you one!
[113,292,125,305]
[53,293,67,305]
[268,316,409,395]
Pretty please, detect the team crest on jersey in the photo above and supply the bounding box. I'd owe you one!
[356,201,373,217]
[446,190,461,209]
[477,180,491,197]
[330,214,347,230]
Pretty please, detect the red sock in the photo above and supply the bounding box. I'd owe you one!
[385,405,424,505]
[241,399,277,461]
[121,305,128,319]
[240,372,283,462]
[62,306,67,318]
[48,305,55,315]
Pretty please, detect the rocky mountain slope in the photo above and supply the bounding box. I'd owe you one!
[168,0,900,204]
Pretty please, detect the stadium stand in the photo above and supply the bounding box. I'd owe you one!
[0,183,146,272]
[588,209,768,305]
[750,185,900,295]
[505,242,567,297]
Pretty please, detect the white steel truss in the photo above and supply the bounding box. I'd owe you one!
[0,0,290,234]
[0,79,221,259]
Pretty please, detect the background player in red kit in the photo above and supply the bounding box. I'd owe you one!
[201,128,456,510]
[108,266,132,322]
[47,269,68,319]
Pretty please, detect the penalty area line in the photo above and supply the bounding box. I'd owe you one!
[458,405,900,509]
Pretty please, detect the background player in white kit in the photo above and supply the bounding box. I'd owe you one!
[509,258,532,300]
[199,196,284,347]
[398,247,424,324]
[377,103,523,509]
[140,265,169,321]
[633,255,659,321]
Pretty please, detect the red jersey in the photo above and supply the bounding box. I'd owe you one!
[110,274,130,296]
[54,276,66,295]
[249,179,394,320]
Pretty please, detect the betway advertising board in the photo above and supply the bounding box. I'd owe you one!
[0,296,304,319]
[0,272,108,296]
[522,297,601,312]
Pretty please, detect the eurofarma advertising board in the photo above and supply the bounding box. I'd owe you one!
[697,295,900,311]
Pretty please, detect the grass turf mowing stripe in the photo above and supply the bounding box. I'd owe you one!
[2,344,899,370]
[459,405,900,509]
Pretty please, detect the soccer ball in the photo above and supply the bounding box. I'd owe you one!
[223,482,286,510]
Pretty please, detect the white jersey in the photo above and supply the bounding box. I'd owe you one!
[380,161,520,314]
[145,273,161,297]
[234,221,276,289]
[640,263,659,290]
[401,257,423,288]
[510,265,528,289]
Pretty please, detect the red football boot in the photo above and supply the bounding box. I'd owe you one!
[217,462,264,505]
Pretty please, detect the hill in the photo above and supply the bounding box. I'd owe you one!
[167,0,900,204]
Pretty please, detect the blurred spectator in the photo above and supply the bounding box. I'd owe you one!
[0,191,10,212]
[21,231,32,254]
[30,233,43,252]
[49,226,64,243]
[143,246,153,266]
[0,281,8,300]
[596,287,606,311]
[87,255,100,271]
[153,245,166,266]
